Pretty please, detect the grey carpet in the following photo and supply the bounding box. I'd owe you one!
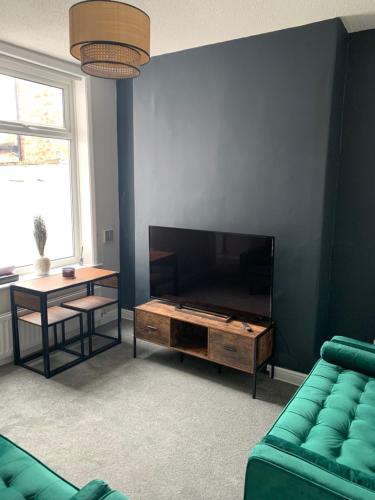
[0,320,296,500]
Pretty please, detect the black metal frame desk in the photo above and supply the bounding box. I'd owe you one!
[10,267,121,378]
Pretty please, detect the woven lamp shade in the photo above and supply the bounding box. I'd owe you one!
[69,0,150,79]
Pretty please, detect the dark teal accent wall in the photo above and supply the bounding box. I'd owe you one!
[330,30,375,343]
[117,19,347,372]
[314,25,348,353]
[117,80,135,307]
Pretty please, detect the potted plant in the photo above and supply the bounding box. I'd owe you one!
[33,215,50,276]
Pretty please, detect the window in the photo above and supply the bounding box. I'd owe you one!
[0,59,80,271]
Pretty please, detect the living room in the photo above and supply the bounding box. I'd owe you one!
[0,1,375,499]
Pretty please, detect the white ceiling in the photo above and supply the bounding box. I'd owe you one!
[1,0,375,63]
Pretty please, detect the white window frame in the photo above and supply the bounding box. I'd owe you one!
[0,54,82,273]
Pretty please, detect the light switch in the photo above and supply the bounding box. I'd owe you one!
[103,229,114,243]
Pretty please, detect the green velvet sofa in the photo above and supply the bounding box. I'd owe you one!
[0,434,128,500]
[245,336,375,500]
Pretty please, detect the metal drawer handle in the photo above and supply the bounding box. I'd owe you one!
[223,344,236,352]
[146,324,158,331]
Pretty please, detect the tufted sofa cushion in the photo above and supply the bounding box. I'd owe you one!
[0,435,78,500]
[0,436,129,500]
[267,358,375,489]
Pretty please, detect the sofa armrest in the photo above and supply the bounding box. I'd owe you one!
[102,493,129,500]
[321,340,375,377]
[245,443,375,500]
[70,480,128,500]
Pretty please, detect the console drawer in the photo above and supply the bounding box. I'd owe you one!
[209,329,253,373]
[135,310,170,346]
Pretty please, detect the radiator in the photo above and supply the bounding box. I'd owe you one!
[0,289,118,366]
[0,313,17,363]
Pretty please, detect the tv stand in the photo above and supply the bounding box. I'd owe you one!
[134,299,274,398]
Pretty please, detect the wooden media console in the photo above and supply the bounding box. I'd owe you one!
[134,300,274,398]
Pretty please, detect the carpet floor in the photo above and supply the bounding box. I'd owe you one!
[0,320,296,500]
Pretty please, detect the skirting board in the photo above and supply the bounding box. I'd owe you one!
[121,308,306,387]
[267,365,306,386]
[121,308,134,321]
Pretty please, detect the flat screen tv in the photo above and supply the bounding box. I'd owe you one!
[149,226,274,323]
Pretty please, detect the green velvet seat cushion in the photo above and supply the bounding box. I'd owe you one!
[0,435,78,500]
[321,340,375,378]
[267,358,375,488]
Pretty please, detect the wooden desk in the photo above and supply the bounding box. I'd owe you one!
[10,267,121,378]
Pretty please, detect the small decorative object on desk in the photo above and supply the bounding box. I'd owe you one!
[33,215,50,277]
[62,267,76,279]
[0,265,19,285]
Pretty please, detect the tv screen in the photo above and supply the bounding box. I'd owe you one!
[149,226,274,323]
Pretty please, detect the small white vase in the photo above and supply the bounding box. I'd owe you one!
[35,256,51,277]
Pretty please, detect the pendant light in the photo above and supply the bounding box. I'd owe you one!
[69,0,150,79]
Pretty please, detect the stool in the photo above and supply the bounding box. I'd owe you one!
[18,306,84,378]
[61,295,120,357]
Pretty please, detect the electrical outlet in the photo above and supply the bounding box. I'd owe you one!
[103,229,114,243]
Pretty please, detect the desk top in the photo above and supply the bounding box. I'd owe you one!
[11,267,118,293]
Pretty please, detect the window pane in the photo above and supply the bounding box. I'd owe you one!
[0,74,64,128]
[0,134,74,267]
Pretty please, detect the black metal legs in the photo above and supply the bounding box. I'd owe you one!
[252,361,274,399]
[117,301,122,344]
[79,314,85,359]
[252,336,258,399]
[41,295,50,378]
[53,325,58,348]
[62,321,66,345]
[10,288,20,365]
[252,370,257,399]
[133,310,137,358]
[87,311,93,356]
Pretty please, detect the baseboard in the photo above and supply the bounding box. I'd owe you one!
[268,365,306,386]
[121,308,134,321]
[121,308,306,387]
